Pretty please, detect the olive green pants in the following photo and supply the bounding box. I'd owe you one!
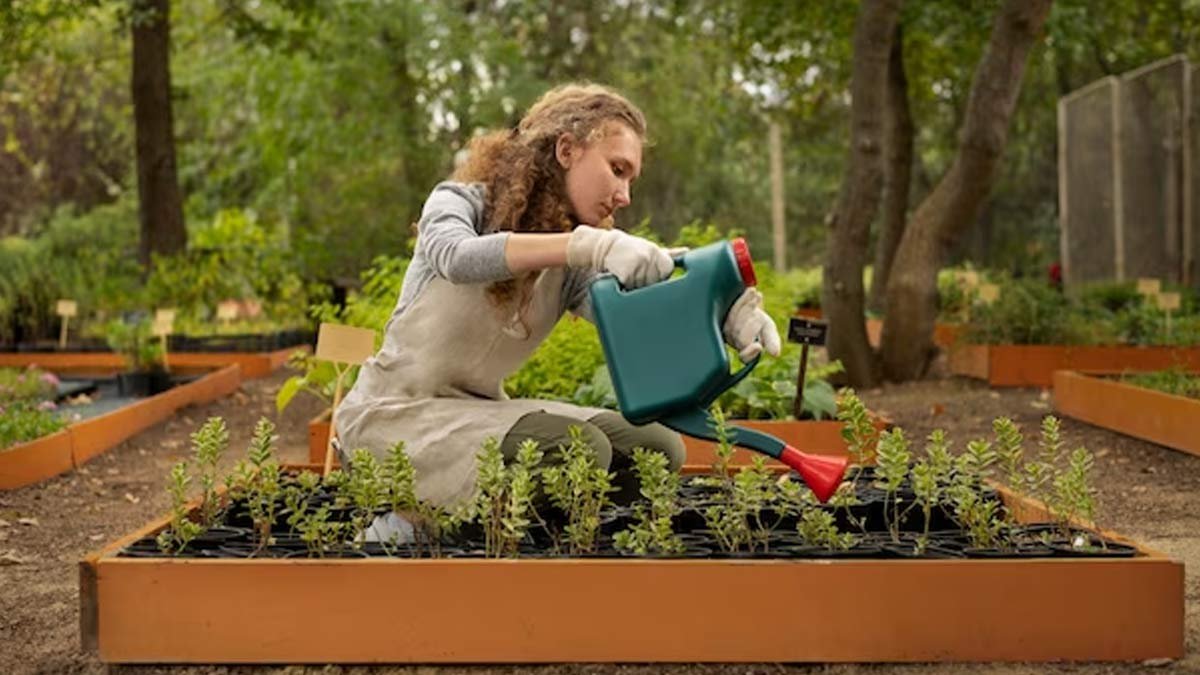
[500,410,685,504]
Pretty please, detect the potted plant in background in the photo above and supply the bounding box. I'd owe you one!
[105,317,170,396]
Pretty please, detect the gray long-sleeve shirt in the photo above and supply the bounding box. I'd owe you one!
[390,181,597,327]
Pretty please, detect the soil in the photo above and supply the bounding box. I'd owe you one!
[1,369,1197,674]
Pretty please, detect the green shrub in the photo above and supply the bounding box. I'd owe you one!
[0,366,58,405]
[0,401,67,450]
[1124,368,1200,399]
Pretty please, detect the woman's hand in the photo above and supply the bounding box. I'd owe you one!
[722,287,781,361]
[566,225,674,289]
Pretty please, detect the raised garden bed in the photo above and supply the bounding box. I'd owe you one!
[1053,369,1200,457]
[0,364,241,489]
[0,346,303,380]
[948,343,1200,387]
[306,410,890,470]
[80,461,1182,663]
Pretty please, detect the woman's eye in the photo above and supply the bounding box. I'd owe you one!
[611,163,623,176]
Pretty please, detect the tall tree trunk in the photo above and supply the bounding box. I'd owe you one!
[880,0,1053,381]
[769,119,786,271]
[868,23,914,315]
[822,0,902,387]
[131,0,186,268]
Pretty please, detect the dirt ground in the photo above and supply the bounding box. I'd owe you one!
[1,368,1197,675]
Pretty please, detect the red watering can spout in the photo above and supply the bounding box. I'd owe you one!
[779,446,848,503]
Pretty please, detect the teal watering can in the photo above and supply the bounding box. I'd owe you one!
[589,238,847,503]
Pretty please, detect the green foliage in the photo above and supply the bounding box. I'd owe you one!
[144,209,310,328]
[874,428,912,543]
[540,426,616,555]
[718,349,842,420]
[474,436,544,558]
[0,401,68,450]
[0,366,58,405]
[226,418,281,551]
[1124,369,1200,399]
[191,417,230,528]
[505,317,606,402]
[836,387,877,467]
[275,350,356,413]
[104,318,164,372]
[967,278,1200,346]
[156,461,205,555]
[613,446,685,557]
[796,508,858,551]
[309,255,409,332]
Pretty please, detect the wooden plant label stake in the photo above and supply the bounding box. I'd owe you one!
[959,270,980,288]
[978,283,1000,305]
[786,317,828,420]
[1158,292,1181,339]
[55,299,77,349]
[1137,278,1162,297]
[216,300,239,324]
[315,322,378,474]
[152,313,174,373]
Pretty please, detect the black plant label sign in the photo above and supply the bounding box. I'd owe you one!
[787,317,828,346]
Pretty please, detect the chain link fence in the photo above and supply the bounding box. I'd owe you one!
[1059,55,1195,288]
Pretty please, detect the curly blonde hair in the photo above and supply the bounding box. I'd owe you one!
[451,83,647,309]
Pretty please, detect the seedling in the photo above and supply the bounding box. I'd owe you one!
[475,437,544,558]
[541,426,616,555]
[192,417,230,528]
[613,447,685,556]
[343,449,388,550]
[796,508,858,551]
[156,461,204,555]
[226,418,283,552]
[874,428,912,543]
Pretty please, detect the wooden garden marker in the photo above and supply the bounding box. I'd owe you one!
[153,309,176,373]
[55,299,77,349]
[1137,278,1162,298]
[959,270,980,288]
[1157,292,1181,339]
[786,317,828,420]
[315,322,377,475]
[978,283,1000,305]
[216,300,239,326]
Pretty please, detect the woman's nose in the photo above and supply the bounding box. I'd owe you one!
[614,183,631,208]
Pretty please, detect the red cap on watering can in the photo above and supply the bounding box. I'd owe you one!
[731,238,757,287]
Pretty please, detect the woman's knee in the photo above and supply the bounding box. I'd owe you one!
[587,411,686,472]
[502,412,613,469]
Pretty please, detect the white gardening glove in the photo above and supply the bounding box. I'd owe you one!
[722,287,782,361]
[567,225,674,289]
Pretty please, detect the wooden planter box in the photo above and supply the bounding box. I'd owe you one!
[0,346,304,380]
[0,365,242,490]
[949,343,1200,387]
[307,410,889,470]
[307,408,333,465]
[1053,370,1200,457]
[79,474,1183,664]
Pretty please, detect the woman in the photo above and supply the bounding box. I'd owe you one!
[336,83,780,510]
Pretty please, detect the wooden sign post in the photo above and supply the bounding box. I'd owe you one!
[216,300,239,329]
[978,283,1000,305]
[1137,278,1162,299]
[56,299,77,350]
[314,322,377,475]
[153,309,176,373]
[1157,292,1181,340]
[786,317,828,420]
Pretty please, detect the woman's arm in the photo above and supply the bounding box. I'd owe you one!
[504,232,572,275]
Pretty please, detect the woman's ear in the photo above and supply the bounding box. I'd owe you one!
[555,133,579,169]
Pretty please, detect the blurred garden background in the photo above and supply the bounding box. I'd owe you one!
[3,0,1200,393]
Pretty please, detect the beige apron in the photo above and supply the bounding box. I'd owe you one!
[335,267,608,507]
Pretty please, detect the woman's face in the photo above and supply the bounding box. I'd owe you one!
[557,123,643,226]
